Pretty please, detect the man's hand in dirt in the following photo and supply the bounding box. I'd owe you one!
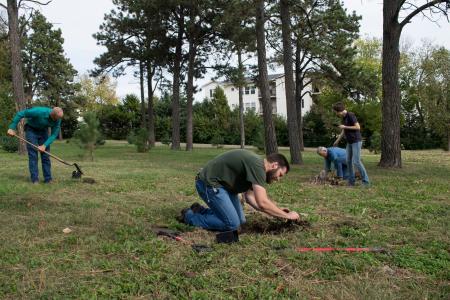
[7,129,16,137]
[285,211,300,220]
[38,145,46,152]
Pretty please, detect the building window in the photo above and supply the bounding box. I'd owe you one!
[301,98,304,108]
[245,86,256,95]
[244,102,256,112]
[231,87,235,91]
[210,89,214,97]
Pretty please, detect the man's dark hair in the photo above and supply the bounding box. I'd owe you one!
[266,153,290,173]
[332,102,345,112]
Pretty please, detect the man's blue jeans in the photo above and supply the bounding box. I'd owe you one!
[341,164,349,180]
[346,141,369,185]
[25,127,52,183]
[184,179,246,231]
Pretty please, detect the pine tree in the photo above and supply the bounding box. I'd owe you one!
[73,112,102,161]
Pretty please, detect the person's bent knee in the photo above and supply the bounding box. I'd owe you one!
[223,218,241,231]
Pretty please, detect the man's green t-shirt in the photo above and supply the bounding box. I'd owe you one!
[198,149,267,194]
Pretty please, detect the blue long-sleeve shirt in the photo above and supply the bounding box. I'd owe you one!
[9,107,61,147]
[324,147,347,178]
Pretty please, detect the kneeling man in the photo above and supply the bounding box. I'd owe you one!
[180,149,300,231]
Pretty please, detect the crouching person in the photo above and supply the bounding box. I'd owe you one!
[317,146,349,180]
[179,149,300,231]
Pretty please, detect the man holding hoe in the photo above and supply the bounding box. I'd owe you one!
[7,106,64,184]
[179,149,300,232]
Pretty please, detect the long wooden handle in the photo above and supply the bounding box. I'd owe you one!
[297,247,386,253]
[13,134,72,166]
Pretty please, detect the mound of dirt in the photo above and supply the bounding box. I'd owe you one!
[241,217,311,235]
[309,170,362,186]
[309,170,341,185]
[82,177,96,184]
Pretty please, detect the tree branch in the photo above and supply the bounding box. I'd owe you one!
[399,0,448,28]
[265,30,282,55]
[152,67,163,94]
[0,14,7,27]
[303,79,312,87]
[21,0,52,6]
[300,57,313,73]
[301,90,312,99]
[0,3,6,9]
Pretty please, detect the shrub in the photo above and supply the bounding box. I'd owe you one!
[134,128,149,153]
[0,136,18,152]
[161,133,171,146]
[252,125,265,152]
[211,135,224,149]
[368,132,381,154]
[73,112,102,161]
[127,131,136,144]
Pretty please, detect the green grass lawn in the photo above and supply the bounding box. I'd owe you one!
[0,141,449,299]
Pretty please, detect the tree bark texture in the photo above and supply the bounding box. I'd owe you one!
[171,11,184,150]
[255,0,278,155]
[295,43,305,151]
[185,39,196,151]
[146,63,155,147]
[139,61,147,129]
[380,0,402,167]
[280,0,302,164]
[7,0,27,154]
[447,127,450,152]
[237,49,245,149]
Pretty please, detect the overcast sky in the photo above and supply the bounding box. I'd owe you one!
[25,0,450,97]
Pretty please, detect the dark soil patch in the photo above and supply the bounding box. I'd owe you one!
[241,218,311,235]
[82,177,96,184]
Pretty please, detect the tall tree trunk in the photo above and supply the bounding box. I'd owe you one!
[24,50,33,106]
[295,43,304,151]
[255,0,278,154]
[139,61,147,129]
[185,39,196,151]
[237,49,245,149]
[146,63,155,147]
[280,0,302,164]
[56,98,63,141]
[447,127,450,152]
[379,0,402,168]
[171,11,184,150]
[7,0,26,154]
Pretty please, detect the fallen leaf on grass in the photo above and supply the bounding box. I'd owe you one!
[276,283,285,293]
[184,271,196,278]
[63,227,72,234]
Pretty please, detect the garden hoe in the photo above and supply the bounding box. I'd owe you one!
[13,134,84,179]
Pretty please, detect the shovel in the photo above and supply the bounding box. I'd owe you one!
[12,133,83,179]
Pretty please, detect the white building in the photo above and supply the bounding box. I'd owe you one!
[194,73,313,118]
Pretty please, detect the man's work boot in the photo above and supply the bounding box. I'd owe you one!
[190,202,206,214]
[176,207,190,224]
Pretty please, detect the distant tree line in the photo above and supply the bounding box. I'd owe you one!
[1,0,449,161]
